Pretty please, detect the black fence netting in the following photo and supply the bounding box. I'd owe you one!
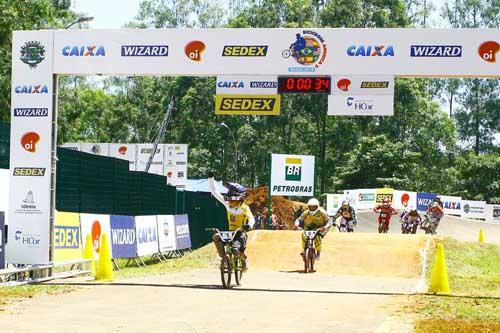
[56,147,226,249]
[0,122,9,169]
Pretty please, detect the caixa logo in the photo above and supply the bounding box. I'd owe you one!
[62,45,105,56]
[347,45,394,57]
[15,85,49,94]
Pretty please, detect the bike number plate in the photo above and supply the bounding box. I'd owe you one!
[220,231,235,241]
[303,231,316,238]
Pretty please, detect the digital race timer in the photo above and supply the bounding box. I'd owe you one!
[277,76,331,94]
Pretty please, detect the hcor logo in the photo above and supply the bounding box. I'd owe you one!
[21,132,40,152]
[478,41,499,63]
[337,78,351,91]
[185,41,206,61]
[62,46,105,56]
[92,220,102,253]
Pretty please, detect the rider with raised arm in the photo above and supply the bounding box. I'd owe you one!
[373,197,398,233]
[208,172,255,271]
[294,198,331,260]
[333,200,358,232]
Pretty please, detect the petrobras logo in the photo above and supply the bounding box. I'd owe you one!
[285,157,302,181]
[222,45,268,57]
[13,108,48,117]
[13,167,46,176]
[15,85,49,94]
[14,230,41,247]
[217,81,244,89]
[347,45,394,57]
[62,45,105,56]
[346,96,374,111]
[111,228,136,245]
[54,226,80,249]
[358,192,375,202]
[410,45,462,57]
[250,81,277,89]
[121,45,168,57]
[137,226,157,243]
[478,41,499,63]
[21,132,40,153]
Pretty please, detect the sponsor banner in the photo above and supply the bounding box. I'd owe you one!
[109,143,137,171]
[0,170,9,214]
[80,214,111,259]
[137,144,164,176]
[110,215,137,258]
[485,204,500,223]
[215,94,281,115]
[157,215,177,252]
[135,215,159,256]
[80,143,109,156]
[375,188,394,205]
[341,190,358,209]
[410,45,462,58]
[60,143,80,151]
[175,214,191,250]
[416,192,437,212]
[328,94,394,116]
[332,75,394,95]
[164,144,188,187]
[0,212,4,269]
[441,195,462,216]
[393,190,417,210]
[270,154,315,196]
[461,200,486,220]
[54,211,82,262]
[356,189,377,210]
[216,75,278,94]
[326,194,343,215]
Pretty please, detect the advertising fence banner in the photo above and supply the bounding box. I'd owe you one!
[485,204,500,223]
[54,211,82,262]
[461,200,486,220]
[341,190,358,209]
[80,143,109,156]
[175,214,191,250]
[393,190,417,210]
[109,144,137,171]
[137,144,164,176]
[0,212,4,269]
[326,194,342,215]
[164,144,188,187]
[375,188,394,205]
[416,192,437,212]
[80,213,111,259]
[135,215,159,256]
[355,189,376,210]
[441,195,462,216]
[270,154,315,196]
[110,215,137,259]
[157,215,176,252]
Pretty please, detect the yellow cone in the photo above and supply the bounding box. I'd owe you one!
[96,233,114,281]
[429,243,450,294]
[478,229,485,243]
[83,234,96,276]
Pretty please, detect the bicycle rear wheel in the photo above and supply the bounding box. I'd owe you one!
[220,254,232,289]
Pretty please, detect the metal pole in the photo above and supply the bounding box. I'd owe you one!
[49,75,59,270]
[267,154,272,230]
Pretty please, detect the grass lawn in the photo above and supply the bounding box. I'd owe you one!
[413,237,500,332]
[0,284,73,310]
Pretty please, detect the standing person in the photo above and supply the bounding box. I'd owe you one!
[293,198,332,260]
[373,197,398,233]
[208,172,255,271]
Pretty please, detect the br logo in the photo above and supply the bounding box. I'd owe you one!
[285,157,302,181]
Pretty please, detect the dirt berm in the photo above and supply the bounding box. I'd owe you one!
[246,230,428,278]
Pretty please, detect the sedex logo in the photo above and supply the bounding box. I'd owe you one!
[285,157,302,181]
[185,41,206,61]
[21,132,40,152]
[478,41,499,63]
[55,226,80,249]
[222,45,268,56]
[62,45,105,56]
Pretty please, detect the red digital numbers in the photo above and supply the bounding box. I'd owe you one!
[278,76,331,94]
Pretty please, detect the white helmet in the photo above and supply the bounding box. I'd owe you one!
[307,198,320,214]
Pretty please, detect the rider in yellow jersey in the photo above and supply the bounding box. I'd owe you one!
[208,173,255,270]
[294,198,332,260]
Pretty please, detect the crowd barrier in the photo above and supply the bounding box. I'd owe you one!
[327,188,498,222]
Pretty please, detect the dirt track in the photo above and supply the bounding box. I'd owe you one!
[1,212,496,332]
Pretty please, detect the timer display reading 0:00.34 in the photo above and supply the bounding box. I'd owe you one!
[277,76,331,94]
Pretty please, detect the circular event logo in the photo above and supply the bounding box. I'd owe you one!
[283,30,327,68]
[91,220,102,253]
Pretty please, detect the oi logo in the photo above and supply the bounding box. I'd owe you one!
[285,157,302,181]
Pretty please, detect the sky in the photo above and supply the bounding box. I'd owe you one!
[71,0,142,29]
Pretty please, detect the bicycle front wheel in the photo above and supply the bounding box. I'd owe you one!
[220,254,232,289]
[234,256,243,286]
